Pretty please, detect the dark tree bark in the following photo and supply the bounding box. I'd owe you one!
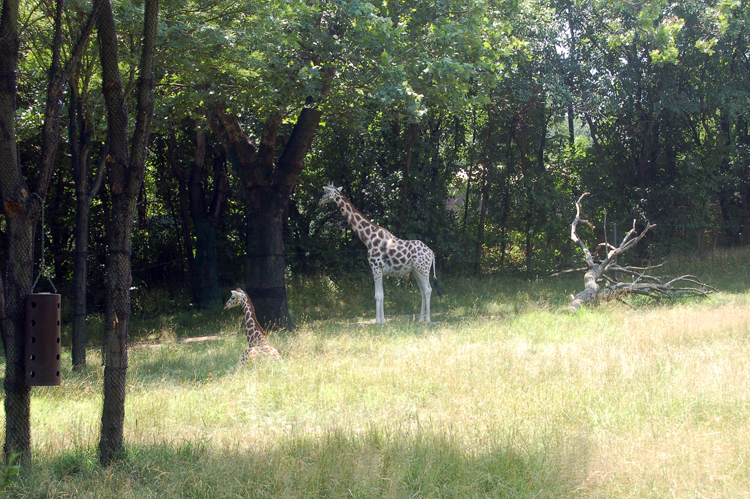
[188,126,228,308]
[97,0,158,466]
[0,0,31,461]
[0,0,101,462]
[168,122,229,308]
[166,129,195,287]
[209,104,323,330]
[513,110,535,270]
[398,122,417,234]
[69,81,106,371]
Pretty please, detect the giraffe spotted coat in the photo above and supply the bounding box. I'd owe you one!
[224,288,282,363]
[319,183,441,324]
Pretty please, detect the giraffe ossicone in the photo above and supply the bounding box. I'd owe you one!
[319,183,442,324]
[224,288,282,363]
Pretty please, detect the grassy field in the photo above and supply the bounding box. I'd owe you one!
[2,250,750,498]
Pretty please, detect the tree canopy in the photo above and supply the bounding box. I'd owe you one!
[6,0,750,316]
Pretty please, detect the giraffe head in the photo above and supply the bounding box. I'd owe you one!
[224,288,245,309]
[319,183,342,207]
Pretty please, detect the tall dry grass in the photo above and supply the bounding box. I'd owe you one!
[2,250,750,498]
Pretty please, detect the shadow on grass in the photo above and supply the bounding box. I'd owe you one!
[10,426,591,499]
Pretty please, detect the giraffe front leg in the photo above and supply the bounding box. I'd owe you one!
[239,348,251,365]
[240,346,267,365]
[373,268,385,324]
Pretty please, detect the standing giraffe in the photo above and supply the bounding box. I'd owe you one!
[319,183,442,324]
[224,288,282,363]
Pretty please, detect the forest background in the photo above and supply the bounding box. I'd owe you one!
[8,0,750,334]
[1,0,749,471]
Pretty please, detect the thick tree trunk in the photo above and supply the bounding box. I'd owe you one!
[2,217,35,461]
[97,0,130,465]
[565,267,602,313]
[97,0,158,466]
[188,130,227,308]
[210,103,323,330]
[0,0,29,461]
[1,0,100,461]
[244,185,293,329]
[193,218,222,306]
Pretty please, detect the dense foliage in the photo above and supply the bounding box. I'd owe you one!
[12,0,750,311]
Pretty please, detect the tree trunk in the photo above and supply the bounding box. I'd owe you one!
[0,0,30,461]
[97,0,130,465]
[69,83,106,371]
[166,129,195,290]
[1,0,100,461]
[565,267,602,313]
[97,0,158,466]
[244,184,293,328]
[398,122,417,233]
[193,218,221,305]
[2,217,35,462]
[188,128,227,308]
[474,109,494,277]
[209,103,323,330]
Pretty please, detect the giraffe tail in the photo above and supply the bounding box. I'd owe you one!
[432,257,443,298]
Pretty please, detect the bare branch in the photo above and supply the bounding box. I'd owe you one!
[601,220,656,268]
[570,193,596,268]
[601,274,716,302]
[564,198,713,313]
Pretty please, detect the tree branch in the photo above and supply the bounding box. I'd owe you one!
[564,197,714,313]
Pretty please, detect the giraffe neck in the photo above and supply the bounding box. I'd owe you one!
[241,293,264,345]
[334,193,383,248]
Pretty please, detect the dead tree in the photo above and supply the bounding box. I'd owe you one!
[564,193,716,313]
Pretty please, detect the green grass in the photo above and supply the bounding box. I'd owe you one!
[3,249,750,498]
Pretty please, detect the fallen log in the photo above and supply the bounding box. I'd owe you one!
[564,193,715,313]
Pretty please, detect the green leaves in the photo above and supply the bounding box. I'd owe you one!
[0,453,22,491]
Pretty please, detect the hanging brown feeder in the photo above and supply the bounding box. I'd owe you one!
[25,293,62,386]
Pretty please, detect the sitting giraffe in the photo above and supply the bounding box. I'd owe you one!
[319,183,442,324]
[224,288,282,363]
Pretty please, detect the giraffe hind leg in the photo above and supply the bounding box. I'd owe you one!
[373,268,385,324]
[261,343,282,360]
[256,339,282,360]
[414,271,432,323]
